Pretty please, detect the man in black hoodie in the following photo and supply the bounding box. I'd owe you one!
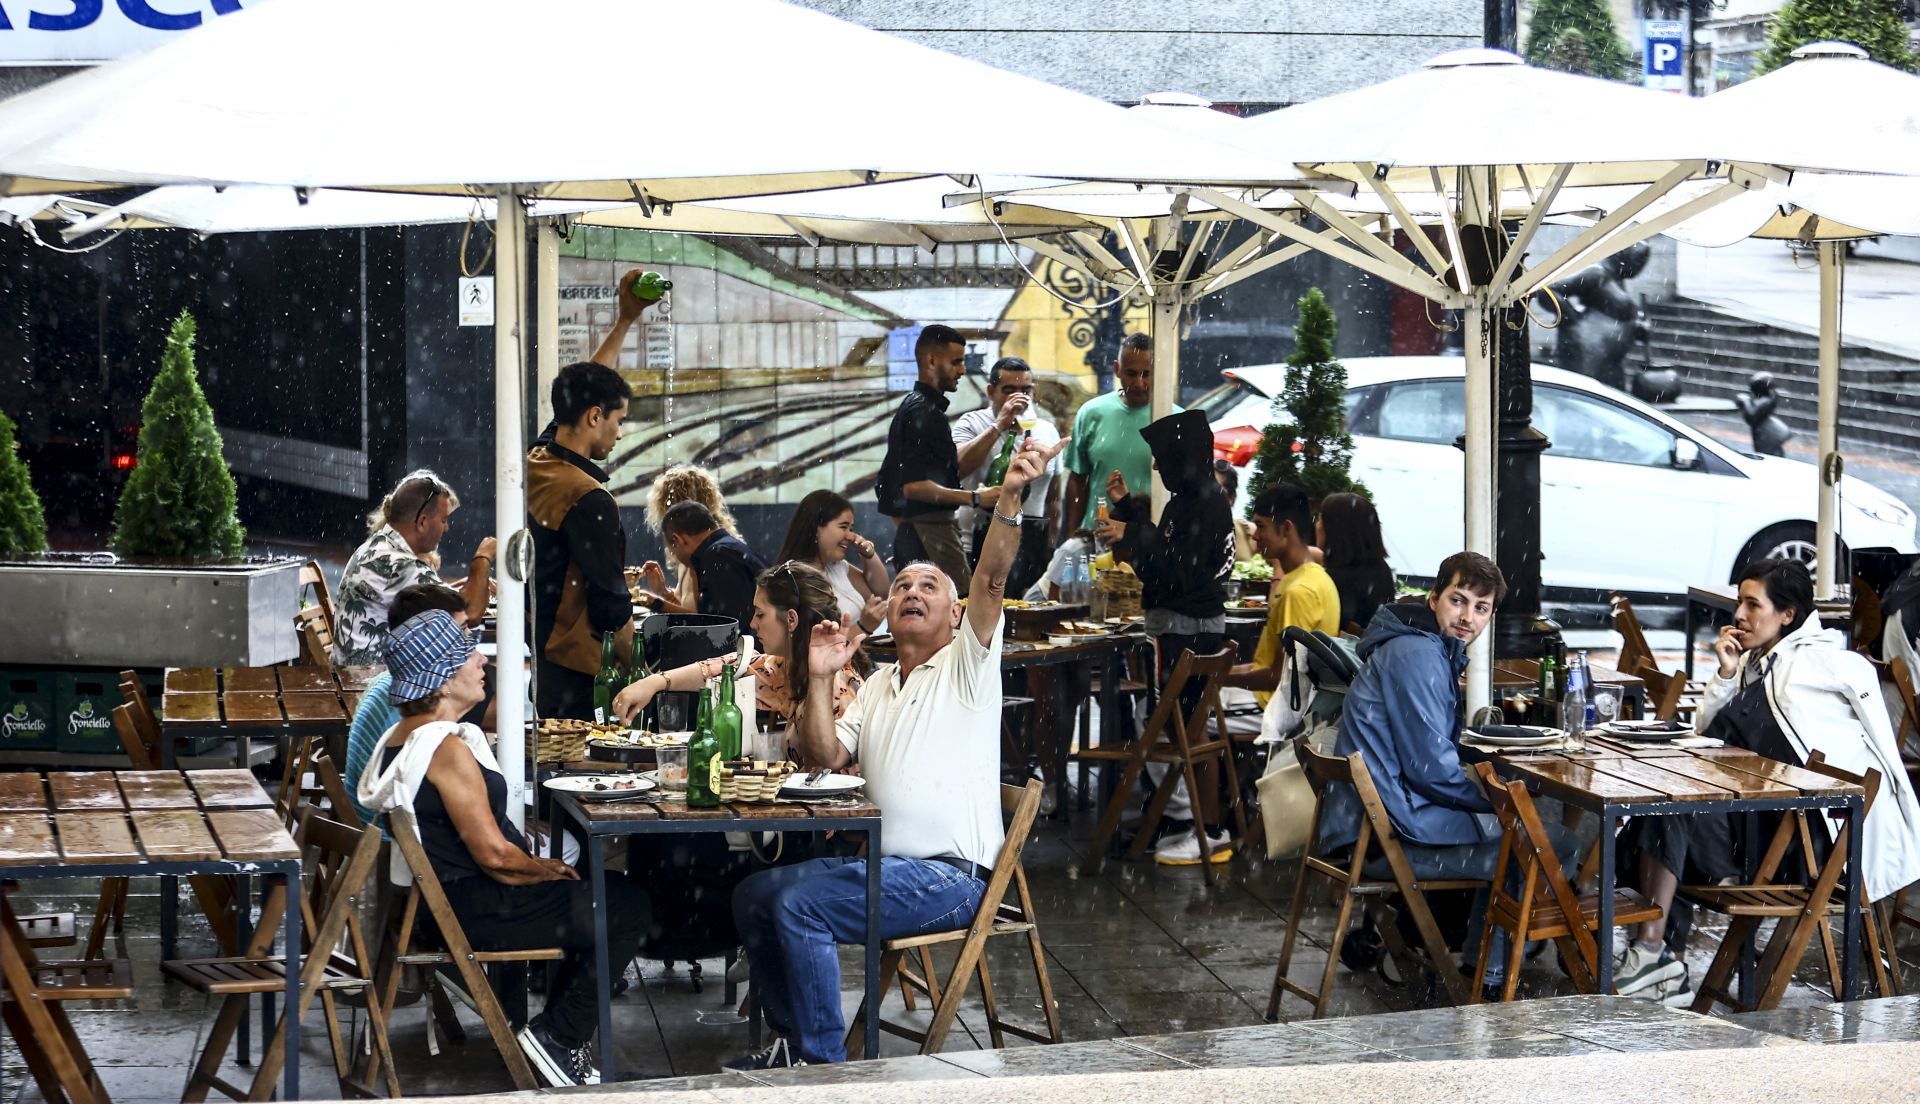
[1095,408,1237,864]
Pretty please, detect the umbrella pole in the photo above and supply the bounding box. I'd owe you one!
[1149,283,1180,516]
[494,188,530,827]
[535,220,561,430]
[1463,291,1496,716]
[1815,240,1842,599]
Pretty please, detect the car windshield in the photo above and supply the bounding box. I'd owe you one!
[1191,377,1260,422]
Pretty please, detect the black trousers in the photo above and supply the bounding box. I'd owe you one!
[441,871,650,1048]
[537,659,594,722]
[969,517,1053,598]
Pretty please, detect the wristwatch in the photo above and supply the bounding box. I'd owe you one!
[970,490,980,509]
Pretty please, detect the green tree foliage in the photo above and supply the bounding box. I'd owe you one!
[1247,289,1364,508]
[0,409,49,560]
[109,312,246,561]
[1525,0,1634,79]
[1758,0,1918,74]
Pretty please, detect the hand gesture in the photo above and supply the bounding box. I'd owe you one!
[615,268,656,323]
[474,535,498,563]
[612,676,659,725]
[844,531,878,561]
[640,560,668,595]
[1002,435,1071,498]
[859,593,889,631]
[1106,468,1129,502]
[809,614,868,678]
[976,486,1004,510]
[1094,517,1127,544]
[1713,624,1743,679]
[994,391,1032,431]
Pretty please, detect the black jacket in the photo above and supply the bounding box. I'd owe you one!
[1113,409,1233,619]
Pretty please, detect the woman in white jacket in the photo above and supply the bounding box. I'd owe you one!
[1613,560,1920,1005]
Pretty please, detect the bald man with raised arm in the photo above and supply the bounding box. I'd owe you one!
[724,435,1068,1072]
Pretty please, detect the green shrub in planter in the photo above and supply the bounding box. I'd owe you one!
[0,409,48,560]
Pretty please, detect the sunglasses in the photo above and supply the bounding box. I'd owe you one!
[414,484,443,527]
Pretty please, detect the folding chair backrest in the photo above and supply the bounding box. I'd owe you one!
[306,751,359,824]
[1140,644,1239,753]
[299,559,335,620]
[983,781,1044,927]
[1889,658,1920,749]
[1628,660,1688,722]
[1473,762,1598,965]
[1611,594,1654,675]
[295,607,336,669]
[294,807,383,973]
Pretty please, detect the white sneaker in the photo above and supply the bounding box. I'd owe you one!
[1155,828,1233,866]
[1615,943,1684,997]
[1655,969,1695,1009]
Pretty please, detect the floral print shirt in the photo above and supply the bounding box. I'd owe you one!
[745,652,862,721]
[332,526,445,666]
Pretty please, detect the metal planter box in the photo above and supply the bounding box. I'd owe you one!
[0,555,303,669]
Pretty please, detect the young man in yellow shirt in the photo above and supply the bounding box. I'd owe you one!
[1224,484,1341,706]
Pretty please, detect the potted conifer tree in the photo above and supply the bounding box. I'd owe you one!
[1247,288,1365,506]
[0,409,48,560]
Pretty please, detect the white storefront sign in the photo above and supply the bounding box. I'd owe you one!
[0,0,266,64]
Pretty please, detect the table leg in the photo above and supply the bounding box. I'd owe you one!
[160,875,179,961]
[1597,813,1616,994]
[234,874,253,1065]
[589,837,616,1082]
[1740,812,1759,1003]
[281,869,302,1102]
[1843,799,1863,1001]
[863,825,882,1062]
[1097,648,1120,811]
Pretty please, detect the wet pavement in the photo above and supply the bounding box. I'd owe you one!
[4,802,1914,1101]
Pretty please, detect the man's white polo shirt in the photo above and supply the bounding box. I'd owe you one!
[835,614,1006,869]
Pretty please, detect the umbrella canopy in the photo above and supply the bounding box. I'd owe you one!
[1706,42,1920,176]
[0,0,1293,200]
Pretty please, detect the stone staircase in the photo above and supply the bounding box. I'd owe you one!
[1642,299,1920,454]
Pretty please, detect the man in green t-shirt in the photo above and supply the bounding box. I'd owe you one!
[1225,484,1341,708]
[1061,333,1180,541]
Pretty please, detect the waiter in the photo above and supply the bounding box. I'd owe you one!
[875,324,997,597]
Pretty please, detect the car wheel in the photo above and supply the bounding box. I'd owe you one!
[1734,522,1837,580]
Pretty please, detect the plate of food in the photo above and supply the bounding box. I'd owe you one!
[1463,725,1564,747]
[1598,719,1692,741]
[777,769,866,797]
[542,774,656,800]
[588,730,689,750]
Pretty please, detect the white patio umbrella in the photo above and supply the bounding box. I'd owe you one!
[0,0,1297,817]
[1183,48,1778,710]
[1695,42,1920,597]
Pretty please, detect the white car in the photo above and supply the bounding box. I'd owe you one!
[1198,356,1919,595]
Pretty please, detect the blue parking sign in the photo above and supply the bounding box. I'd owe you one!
[1643,19,1686,90]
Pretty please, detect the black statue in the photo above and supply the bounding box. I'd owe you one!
[1734,372,1793,456]
[1541,242,1651,390]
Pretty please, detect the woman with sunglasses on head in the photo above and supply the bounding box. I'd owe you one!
[333,469,496,666]
[613,561,865,745]
[775,490,891,633]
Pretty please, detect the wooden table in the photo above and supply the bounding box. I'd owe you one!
[0,769,305,1099]
[547,791,883,1081]
[160,666,360,769]
[1465,736,1866,999]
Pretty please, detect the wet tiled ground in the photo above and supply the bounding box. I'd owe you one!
[5,801,1914,1101]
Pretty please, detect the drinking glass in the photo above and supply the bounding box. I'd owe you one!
[655,746,689,792]
[1592,687,1623,730]
[655,693,688,734]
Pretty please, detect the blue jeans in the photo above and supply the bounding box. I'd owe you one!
[731,856,985,1063]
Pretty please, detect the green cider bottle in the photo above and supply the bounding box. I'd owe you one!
[626,635,654,732]
[984,430,1019,487]
[630,270,673,302]
[686,684,720,807]
[592,632,622,725]
[713,663,743,762]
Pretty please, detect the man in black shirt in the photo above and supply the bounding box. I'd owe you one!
[528,360,634,721]
[875,324,998,597]
[655,501,768,630]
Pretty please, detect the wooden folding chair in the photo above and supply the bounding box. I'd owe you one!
[1610,593,1657,675]
[295,606,336,670]
[363,807,562,1092]
[299,559,336,623]
[1682,754,1892,1013]
[1469,763,1661,1001]
[2,894,136,1104]
[167,808,396,1102]
[1628,660,1692,723]
[843,780,1062,1057]
[1268,744,1489,1018]
[1887,659,1920,943]
[1613,595,1702,716]
[1080,644,1248,883]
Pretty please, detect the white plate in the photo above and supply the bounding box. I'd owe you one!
[777,773,866,796]
[1464,727,1564,747]
[542,774,656,799]
[1598,721,1691,741]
